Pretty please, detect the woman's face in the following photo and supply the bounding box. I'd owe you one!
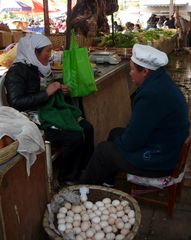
[129,61,148,86]
[35,45,52,65]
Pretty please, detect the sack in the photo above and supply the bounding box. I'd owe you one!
[62,30,97,97]
[0,43,18,68]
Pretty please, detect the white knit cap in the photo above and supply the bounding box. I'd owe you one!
[131,43,168,70]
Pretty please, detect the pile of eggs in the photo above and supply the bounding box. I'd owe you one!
[57,198,136,240]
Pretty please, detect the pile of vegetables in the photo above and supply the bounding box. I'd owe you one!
[97,29,177,48]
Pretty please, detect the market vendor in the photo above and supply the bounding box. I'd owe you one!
[80,43,189,185]
[4,33,94,185]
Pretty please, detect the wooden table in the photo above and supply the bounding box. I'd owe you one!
[83,61,136,144]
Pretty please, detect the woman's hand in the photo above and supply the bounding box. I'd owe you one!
[46,81,61,96]
[61,84,70,94]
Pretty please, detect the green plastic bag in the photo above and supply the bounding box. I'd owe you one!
[62,30,97,97]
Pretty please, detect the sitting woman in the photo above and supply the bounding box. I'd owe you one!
[80,43,189,185]
[5,33,94,185]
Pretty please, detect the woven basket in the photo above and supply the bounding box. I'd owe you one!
[43,184,141,240]
[0,140,19,165]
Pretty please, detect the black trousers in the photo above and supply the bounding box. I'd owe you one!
[80,128,173,185]
[44,119,94,181]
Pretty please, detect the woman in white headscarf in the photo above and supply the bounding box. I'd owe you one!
[5,33,94,185]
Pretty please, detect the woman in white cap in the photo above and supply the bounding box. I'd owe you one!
[5,33,94,185]
[80,43,189,185]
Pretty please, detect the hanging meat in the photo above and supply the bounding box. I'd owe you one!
[105,0,119,16]
[70,0,118,37]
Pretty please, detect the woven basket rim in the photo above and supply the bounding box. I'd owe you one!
[0,140,19,164]
[43,184,141,240]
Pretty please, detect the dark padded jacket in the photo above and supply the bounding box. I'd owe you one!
[4,62,49,111]
[115,67,189,171]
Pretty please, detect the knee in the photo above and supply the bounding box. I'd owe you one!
[71,132,84,145]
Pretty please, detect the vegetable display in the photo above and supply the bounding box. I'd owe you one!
[97,29,177,48]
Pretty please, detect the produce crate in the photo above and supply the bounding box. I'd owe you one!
[43,184,141,240]
[12,30,24,43]
[47,34,93,50]
[0,31,12,49]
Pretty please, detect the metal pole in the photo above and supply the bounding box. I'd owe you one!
[66,0,72,49]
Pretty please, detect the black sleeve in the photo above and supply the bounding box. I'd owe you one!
[5,65,49,111]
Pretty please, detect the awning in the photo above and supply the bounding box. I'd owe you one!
[142,0,189,7]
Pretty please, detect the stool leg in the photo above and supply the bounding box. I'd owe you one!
[168,185,177,218]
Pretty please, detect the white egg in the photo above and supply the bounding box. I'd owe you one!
[81,213,89,221]
[67,210,74,217]
[103,225,112,233]
[92,223,101,231]
[122,215,129,223]
[105,203,112,209]
[128,210,135,218]
[116,205,123,211]
[57,218,65,224]
[92,205,98,211]
[92,216,101,224]
[115,219,124,229]
[101,214,109,221]
[99,206,106,212]
[73,220,81,227]
[59,207,67,214]
[64,202,72,209]
[81,195,88,202]
[109,213,117,220]
[121,200,129,207]
[74,213,81,221]
[94,231,105,240]
[65,216,73,223]
[100,220,108,228]
[117,210,125,218]
[57,213,65,219]
[124,222,132,230]
[121,228,130,236]
[76,235,83,240]
[102,198,111,204]
[72,205,82,214]
[95,210,102,216]
[102,209,109,215]
[124,206,131,214]
[108,206,116,214]
[81,221,91,232]
[95,201,104,208]
[86,228,95,238]
[84,201,93,209]
[65,223,72,229]
[112,199,120,207]
[129,217,135,225]
[73,227,81,235]
[89,212,96,219]
[57,224,66,232]
[108,217,115,225]
[106,232,115,240]
[116,234,125,240]
[112,225,118,233]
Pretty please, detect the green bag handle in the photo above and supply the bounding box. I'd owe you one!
[70,30,78,50]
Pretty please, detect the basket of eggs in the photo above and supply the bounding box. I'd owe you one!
[43,185,141,240]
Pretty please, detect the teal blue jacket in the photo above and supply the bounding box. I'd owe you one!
[115,67,189,171]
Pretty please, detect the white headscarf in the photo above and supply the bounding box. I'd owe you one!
[15,33,52,77]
